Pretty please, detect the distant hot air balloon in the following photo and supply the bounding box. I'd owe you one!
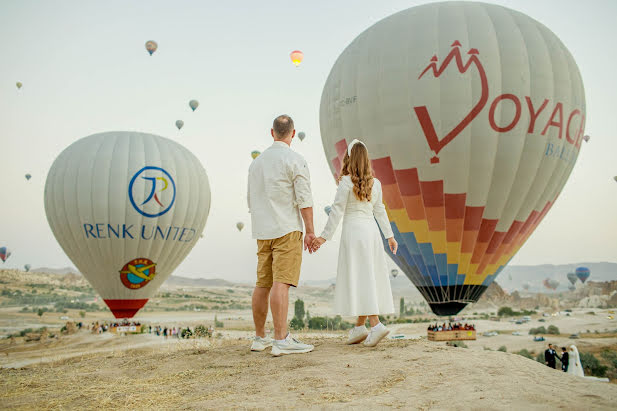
[522,282,530,291]
[145,40,158,56]
[567,272,577,285]
[290,50,304,67]
[25,174,31,181]
[324,205,332,216]
[189,100,199,112]
[568,285,576,291]
[24,264,31,272]
[251,150,261,160]
[298,132,306,142]
[175,120,184,130]
[575,267,590,283]
[44,131,211,318]
[320,2,586,316]
[583,135,590,142]
[16,82,22,90]
[613,176,617,183]
[543,278,559,290]
[0,247,10,263]
[236,222,244,232]
[391,269,399,278]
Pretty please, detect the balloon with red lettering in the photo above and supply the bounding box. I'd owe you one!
[145,40,158,56]
[320,2,586,315]
[0,247,10,263]
[44,131,211,318]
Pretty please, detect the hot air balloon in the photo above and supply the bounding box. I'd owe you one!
[568,285,576,291]
[145,40,158,56]
[575,267,590,283]
[236,222,244,232]
[25,174,31,181]
[391,269,399,278]
[583,135,590,142]
[543,278,559,290]
[175,120,184,130]
[24,264,31,272]
[16,82,22,89]
[298,132,306,142]
[189,100,199,111]
[324,205,332,216]
[290,50,304,67]
[613,176,617,183]
[567,272,577,285]
[319,2,586,316]
[44,131,211,318]
[522,282,530,291]
[0,247,10,263]
[251,150,261,160]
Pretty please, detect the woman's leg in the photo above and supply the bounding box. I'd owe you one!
[368,315,380,327]
[356,316,367,327]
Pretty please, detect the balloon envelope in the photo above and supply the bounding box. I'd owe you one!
[391,269,399,278]
[324,205,332,216]
[522,282,530,290]
[16,82,22,89]
[613,176,617,183]
[567,272,577,285]
[251,150,261,160]
[175,120,184,130]
[145,40,158,55]
[319,2,585,316]
[583,135,590,142]
[189,100,199,111]
[298,132,306,141]
[44,131,211,318]
[0,247,10,263]
[290,50,304,67]
[25,174,31,180]
[236,222,244,231]
[24,264,31,272]
[575,267,590,283]
[568,285,576,291]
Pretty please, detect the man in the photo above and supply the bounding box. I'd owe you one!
[560,347,569,372]
[247,114,316,356]
[544,343,558,369]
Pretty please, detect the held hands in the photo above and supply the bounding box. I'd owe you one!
[304,233,317,254]
[388,237,398,255]
[311,236,326,253]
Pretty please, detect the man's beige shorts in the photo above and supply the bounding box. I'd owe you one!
[256,231,303,288]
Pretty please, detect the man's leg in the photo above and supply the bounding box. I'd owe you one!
[270,282,290,340]
[252,286,271,338]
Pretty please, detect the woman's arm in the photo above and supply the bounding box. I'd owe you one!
[320,177,352,241]
[372,179,394,239]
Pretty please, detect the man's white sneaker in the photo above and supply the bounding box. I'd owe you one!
[250,336,273,352]
[363,325,390,347]
[347,326,369,344]
[271,335,314,356]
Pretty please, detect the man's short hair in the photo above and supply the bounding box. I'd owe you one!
[273,114,294,139]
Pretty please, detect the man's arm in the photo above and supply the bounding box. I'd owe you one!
[293,157,315,252]
[300,207,315,253]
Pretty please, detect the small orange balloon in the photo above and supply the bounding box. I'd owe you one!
[290,50,304,67]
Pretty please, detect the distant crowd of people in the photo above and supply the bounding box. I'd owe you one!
[147,325,214,339]
[427,322,475,332]
[90,320,141,334]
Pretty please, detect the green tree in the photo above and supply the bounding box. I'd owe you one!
[289,316,305,330]
[294,299,305,321]
[580,352,608,377]
[498,306,515,317]
[37,308,44,317]
[79,311,86,318]
[400,297,405,317]
[498,346,507,352]
[547,325,560,335]
[515,349,534,359]
[214,315,224,328]
[536,351,545,364]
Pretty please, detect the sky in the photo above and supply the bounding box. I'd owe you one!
[0,0,616,283]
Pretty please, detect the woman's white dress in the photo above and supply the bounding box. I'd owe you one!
[321,176,395,316]
[567,345,585,377]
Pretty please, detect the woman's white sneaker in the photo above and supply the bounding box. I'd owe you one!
[347,326,369,344]
[363,325,390,347]
[250,336,273,352]
[271,334,314,356]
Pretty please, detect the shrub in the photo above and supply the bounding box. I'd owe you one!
[446,341,467,348]
[294,299,305,321]
[515,349,534,359]
[535,351,545,364]
[529,326,547,335]
[483,346,492,351]
[498,307,515,317]
[37,308,44,317]
[579,352,607,377]
[546,325,560,335]
[214,315,224,328]
[194,325,209,338]
[289,316,305,330]
[498,346,507,352]
[307,316,353,331]
[79,311,86,318]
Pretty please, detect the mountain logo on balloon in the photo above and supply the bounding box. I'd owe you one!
[414,41,489,164]
[119,258,157,290]
[128,166,176,218]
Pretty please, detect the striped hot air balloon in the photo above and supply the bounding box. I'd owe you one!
[319,2,586,315]
[575,267,590,283]
[0,247,10,263]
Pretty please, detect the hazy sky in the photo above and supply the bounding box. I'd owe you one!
[1,0,616,283]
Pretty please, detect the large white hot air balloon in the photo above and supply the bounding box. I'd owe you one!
[320,2,586,315]
[44,131,211,318]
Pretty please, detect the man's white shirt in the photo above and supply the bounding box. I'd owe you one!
[247,141,313,240]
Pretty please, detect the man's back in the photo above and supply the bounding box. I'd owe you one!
[248,141,312,240]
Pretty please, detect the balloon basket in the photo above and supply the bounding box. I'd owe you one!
[428,330,476,341]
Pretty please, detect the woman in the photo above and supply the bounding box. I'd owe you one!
[567,345,585,377]
[312,139,398,347]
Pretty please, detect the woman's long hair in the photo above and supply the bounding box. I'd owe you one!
[338,143,374,201]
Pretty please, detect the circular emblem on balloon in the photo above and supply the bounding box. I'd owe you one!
[128,166,176,218]
[120,258,157,290]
